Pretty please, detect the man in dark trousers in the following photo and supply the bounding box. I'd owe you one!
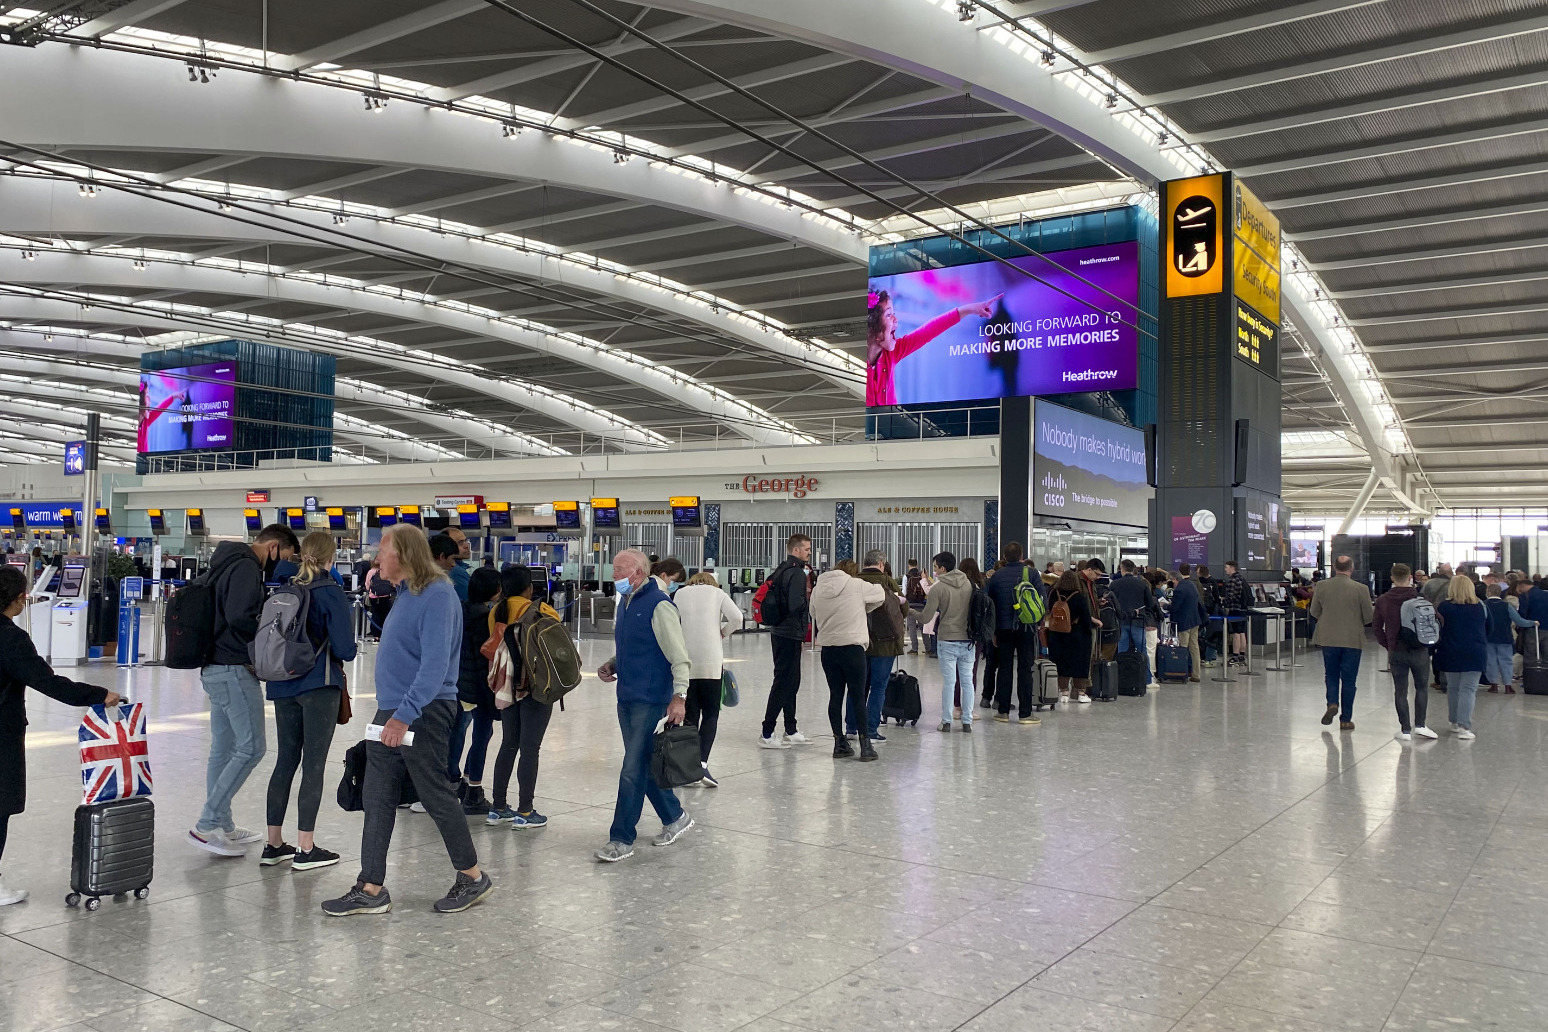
[1110,559,1156,684]
[985,542,1042,724]
[1171,564,1208,683]
[760,534,812,749]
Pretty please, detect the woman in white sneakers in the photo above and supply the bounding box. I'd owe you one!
[672,572,743,786]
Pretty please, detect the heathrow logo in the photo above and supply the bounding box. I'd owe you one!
[1172,195,1217,278]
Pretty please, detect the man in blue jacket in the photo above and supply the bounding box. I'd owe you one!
[1110,559,1156,684]
[985,542,1041,724]
[1171,563,1208,682]
[595,549,694,863]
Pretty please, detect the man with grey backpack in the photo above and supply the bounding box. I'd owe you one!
[1372,564,1439,742]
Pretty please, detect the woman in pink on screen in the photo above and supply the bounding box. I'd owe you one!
[865,288,1001,406]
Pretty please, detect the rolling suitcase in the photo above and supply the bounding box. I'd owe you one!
[1089,658,1118,701]
[68,797,154,911]
[1035,659,1059,711]
[1116,651,1148,696]
[1525,631,1548,696]
[1157,644,1192,683]
[883,670,923,726]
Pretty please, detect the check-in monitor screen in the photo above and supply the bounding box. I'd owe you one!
[57,566,85,599]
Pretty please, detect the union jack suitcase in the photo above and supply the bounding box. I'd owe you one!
[70,703,154,910]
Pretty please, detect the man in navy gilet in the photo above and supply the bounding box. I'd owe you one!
[595,548,694,863]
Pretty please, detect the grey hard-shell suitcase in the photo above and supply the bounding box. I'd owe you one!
[67,797,154,911]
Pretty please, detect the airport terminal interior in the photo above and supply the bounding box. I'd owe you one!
[3,2,1548,1030]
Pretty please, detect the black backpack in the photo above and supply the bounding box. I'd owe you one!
[968,588,997,648]
[164,570,221,670]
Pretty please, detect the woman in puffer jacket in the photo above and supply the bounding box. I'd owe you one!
[809,559,885,763]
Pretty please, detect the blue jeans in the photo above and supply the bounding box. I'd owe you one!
[1322,646,1362,723]
[447,705,496,783]
[198,664,267,833]
[609,701,683,846]
[1485,643,1514,687]
[1118,623,1150,683]
[937,640,975,725]
[847,655,894,736]
[1447,670,1481,730]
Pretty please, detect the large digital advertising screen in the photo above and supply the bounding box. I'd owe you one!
[1032,400,1151,529]
[865,240,1139,407]
[137,362,236,454]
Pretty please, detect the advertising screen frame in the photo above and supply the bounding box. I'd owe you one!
[1031,400,1151,530]
[137,361,237,454]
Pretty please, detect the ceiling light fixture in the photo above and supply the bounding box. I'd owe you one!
[77,182,97,197]
[612,149,629,164]
[1105,92,1119,110]
[501,122,522,138]
[132,260,147,270]
[332,213,349,225]
[364,93,386,112]
[957,1,974,23]
[20,250,35,261]
[1040,50,1056,67]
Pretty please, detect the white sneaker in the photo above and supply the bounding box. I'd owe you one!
[227,825,264,845]
[1395,730,1412,742]
[188,828,247,857]
[759,735,789,750]
[1456,729,1476,740]
[0,876,27,906]
[784,732,812,746]
[409,801,427,813]
[1075,694,1093,704]
[1413,726,1439,740]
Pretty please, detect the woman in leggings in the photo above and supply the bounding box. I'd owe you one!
[264,531,356,870]
[485,565,561,829]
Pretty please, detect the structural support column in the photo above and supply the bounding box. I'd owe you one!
[1336,468,1381,537]
[998,397,1032,557]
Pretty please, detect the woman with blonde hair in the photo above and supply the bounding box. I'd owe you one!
[673,570,743,786]
[263,531,356,871]
[323,524,493,917]
[1436,573,1488,740]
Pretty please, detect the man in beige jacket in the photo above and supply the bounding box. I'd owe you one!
[1309,555,1375,730]
[919,552,976,732]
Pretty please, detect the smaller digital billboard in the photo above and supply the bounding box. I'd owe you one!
[326,507,347,531]
[1237,491,1290,573]
[244,509,263,533]
[285,508,306,531]
[373,506,398,528]
[186,509,206,534]
[1032,401,1150,528]
[138,362,237,454]
[1290,536,1320,569]
[553,501,580,531]
[397,507,422,527]
[147,509,166,534]
[94,508,111,532]
[486,502,511,530]
[457,504,482,530]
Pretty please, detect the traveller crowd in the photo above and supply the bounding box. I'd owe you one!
[0,527,1540,911]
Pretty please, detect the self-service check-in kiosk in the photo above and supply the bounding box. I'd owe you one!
[51,563,90,666]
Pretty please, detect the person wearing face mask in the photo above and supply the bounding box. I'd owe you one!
[651,557,687,596]
[594,549,693,863]
[188,523,299,857]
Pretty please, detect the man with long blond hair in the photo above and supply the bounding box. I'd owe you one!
[323,525,493,916]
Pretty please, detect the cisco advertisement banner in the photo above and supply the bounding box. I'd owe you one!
[137,362,237,454]
[1032,401,1151,528]
[865,241,1139,406]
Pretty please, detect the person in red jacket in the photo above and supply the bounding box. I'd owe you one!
[865,289,1001,405]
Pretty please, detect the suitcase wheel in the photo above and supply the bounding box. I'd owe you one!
[65,892,81,908]
[85,897,102,912]
[134,887,150,900]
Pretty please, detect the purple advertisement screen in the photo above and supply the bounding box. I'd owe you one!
[137,362,237,454]
[865,240,1140,406]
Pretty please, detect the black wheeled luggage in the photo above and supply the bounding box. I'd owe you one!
[1089,659,1118,701]
[1116,651,1148,696]
[1525,630,1548,696]
[68,797,154,911]
[883,670,923,726]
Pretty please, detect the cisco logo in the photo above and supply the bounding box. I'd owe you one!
[1041,472,1067,508]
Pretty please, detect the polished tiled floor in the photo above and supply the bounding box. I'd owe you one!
[4,631,1548,1032]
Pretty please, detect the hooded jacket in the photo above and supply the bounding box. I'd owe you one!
[918,569,973,642]
[207,539,266,667]
[809,570,885,648]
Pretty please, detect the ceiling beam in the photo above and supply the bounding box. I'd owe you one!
[660,86,961,158]
[1290,198,1548,240]
[482,200,641,235]
[1307,237,1548,271]
[276,0,485,72]
[387,182,539,218]
[72,0,192,37]
[1268,158,1548,210]
[1348,299,1548,325]
[1333,268,1548,299]
[1010,0,1102,14]
[426,16,713,103]
[276,166,402,202]
[151,155,248,184]
[1362,330,1548,354]
[1237,116,1548,178]
[1192,66,1548,144]
[1083,0,1379,67]
[1141,12,1548,106]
